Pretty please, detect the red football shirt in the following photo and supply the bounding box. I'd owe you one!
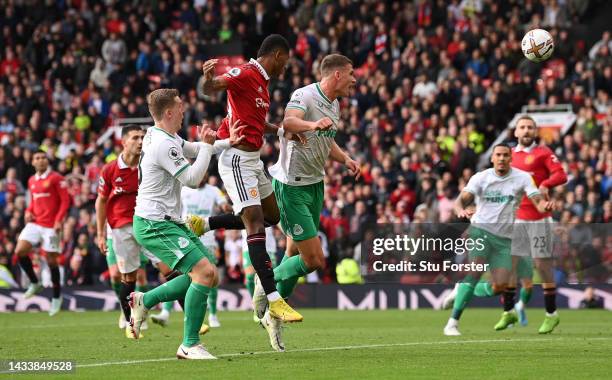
[512,144,567,220]
[26,169,71,228]
[217,58,270,149]
[97,154,139,229]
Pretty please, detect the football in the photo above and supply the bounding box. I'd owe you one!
[522,28,555,62]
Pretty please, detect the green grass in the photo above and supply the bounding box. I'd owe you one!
[2,308,612,379]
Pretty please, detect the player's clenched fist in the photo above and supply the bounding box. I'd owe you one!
[313,117,333,131]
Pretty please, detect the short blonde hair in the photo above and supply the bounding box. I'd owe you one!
[147,88,179,121]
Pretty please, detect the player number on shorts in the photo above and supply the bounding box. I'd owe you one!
[532,236,546,249]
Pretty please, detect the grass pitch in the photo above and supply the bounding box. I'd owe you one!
[2,308,612,379]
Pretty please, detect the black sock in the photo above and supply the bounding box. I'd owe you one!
[209,214,277,230]
[503,287,516,312]
[209,214,245,230]
[164,270,185,310]
[119,281,136,322]
[544,287,557,314]
[247,232,276,294]
[18,256,39,284]
[50,266,61,298]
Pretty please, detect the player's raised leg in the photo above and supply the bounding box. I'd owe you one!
[514,256,534,326]
[14,239,43,298]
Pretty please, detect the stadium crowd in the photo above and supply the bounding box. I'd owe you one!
[0,0,610,288]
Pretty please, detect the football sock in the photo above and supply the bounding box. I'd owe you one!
[163,270,185,310]
[135,284,148,293]
[183,283,210,347]
[163,301,174,312]
[208,287,218,315]
[245,273,255,297]
[143,274,191,309]
[18,256,38,284]
[520,286,533,305]
[274,255,309,299]
[503,287,516,312]
[209,214,276,230]
[111,280,122,299]
[543,284,557,314]
[473,281,494,297]
[50,265,61,298]
[209,214,245,230]
[247,233,278,299]
[451,275,477,320]
[119,281,135,322]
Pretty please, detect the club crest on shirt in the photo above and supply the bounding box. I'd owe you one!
[525,155,534,165]
[43,180,50,188]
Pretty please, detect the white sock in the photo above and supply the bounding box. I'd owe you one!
[267,291,281,302]
[546,311,557,317]
[515,300,524,309]
[159,309,169,318]
[446,318,458,327]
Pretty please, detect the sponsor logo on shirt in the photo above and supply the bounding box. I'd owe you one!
[317,129,337,138]
[483,190,514,203]
[32,193,51,199]
[255,98,269,109]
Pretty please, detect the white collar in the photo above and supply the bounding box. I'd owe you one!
[117,153,128,169]
[249,58,270,81]
[35,168,51,180]
[514,142,536,153]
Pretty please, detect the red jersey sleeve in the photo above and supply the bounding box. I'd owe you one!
[540,148,568,189]
[53,174,71,224]
[223,66,249,92]
[97,164,112,198]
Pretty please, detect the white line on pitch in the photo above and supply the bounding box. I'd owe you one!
[77,337,612,368]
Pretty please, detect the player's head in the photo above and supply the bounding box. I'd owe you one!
[32,149,49,173]
[257,34,290,78]
[491,143,512,174]
[321,54,355,98]
[147,88,183,132]
[121,125,145,156]
[514,115,537,147]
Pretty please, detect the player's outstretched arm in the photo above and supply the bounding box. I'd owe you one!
[176,127,217,188]
[330,141,361,179]
[529,193,555,214]
[283,108,333,133]
[454,191,476,219]
[201,59,228,95]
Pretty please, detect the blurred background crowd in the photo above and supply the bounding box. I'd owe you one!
[0,0,610,289]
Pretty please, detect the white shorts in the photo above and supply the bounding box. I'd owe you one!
[19,223,60,252]
[218,147,273,214]
[112,224,160,273]
[511,217,555,258]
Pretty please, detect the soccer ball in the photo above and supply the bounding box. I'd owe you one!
[521,29,554,63]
